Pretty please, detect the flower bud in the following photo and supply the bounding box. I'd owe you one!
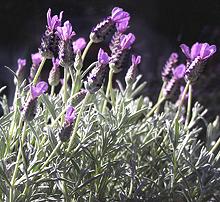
[48,58,60,86]
[71,89,87,106]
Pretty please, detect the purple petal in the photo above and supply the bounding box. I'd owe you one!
[116,21,129,33]
[72,37,86,54]
[111,7,130,23]
[31,53,42,66]
[190,42,202,60]
[56,21,76,41]
[98,48,109,65]
[17,58,26,71]
[65,106,76,124]
[200,44,216,60]
[46,8,63,31]
[30,81,48,99]
[120,33,135,50]
[180,44,191,59]
[173,64,186,79]
[131,55,141,65]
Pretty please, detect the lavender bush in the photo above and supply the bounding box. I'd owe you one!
[0,7,220,202]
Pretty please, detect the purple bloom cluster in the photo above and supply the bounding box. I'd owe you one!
[48,58,61,86]
[180,42,217,82]
[180,42,216,62]
[29,53,43,83]
[85,48,110,93]
[90,7,130,43]
[22,81,48,121]
[59,106,76,142]
[15,58,26,84]
[125,55,141,85]
[163,64,186,99]
[162,53,178,81]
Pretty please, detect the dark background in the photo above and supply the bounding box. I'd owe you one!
[0,0,220,120]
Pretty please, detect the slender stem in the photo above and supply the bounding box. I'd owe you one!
[146,97,166,118]
[210,137,220,154]
[184,84,192,129]
[155,82,166,113]
[61,68,68,124]
[82,62,97,78]
[51,86,55,96]
[101,69,114,113]
[6,86,19,155]
[71,69,81,96]
[81,40,93,63]
[9,122,27,202]
[173,81,190,126]
[32,57,46,85]
[42,141,62,168]
[66,92,90,152]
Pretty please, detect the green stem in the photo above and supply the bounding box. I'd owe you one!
[41,141,62,168]
[51,86,55,96]
[101,69,114,113]
[82,62,97,78]
[155,82,166,113]
[71,69,81,96]
[184,84,192,129]
[32,57,46,85]
[146,97,166,118]
[9,122,27,202]
[6,86,20,155]
[210,137,220,154]
[81,40,93,63]
[66,92,90,153]
[173,81,190,126]
[61,68,68,124]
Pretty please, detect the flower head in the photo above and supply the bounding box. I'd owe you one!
[17,58,26,71]
[120,33,136,50]
[173,64,186,80]
[65,106,76,124]
[180,42,216,61]
[30,81,48,99]
[72,37,86,54]
[31,53,42,67]
[98,48,110,65]
[125,55,141,85]
[111,7,130,24]
[56,21,76,41]
[47,8,63,31]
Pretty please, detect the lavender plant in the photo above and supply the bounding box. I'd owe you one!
[0,7,220,202]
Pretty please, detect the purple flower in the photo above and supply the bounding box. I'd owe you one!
[30,81,48,99]
[47,8,63,31]
[116,20,129,33]
[111,7,130,24]
[98,48,110,65]
[173,64,186,80]
[72,37,86,54]
[17,58,26,71]
[65,106,76,124]
[180,42,216,61]
[56,21,76,41]
[31,53,42,67]
[120,33,136,50]
[125,55,141,85]
[132,55,141,66]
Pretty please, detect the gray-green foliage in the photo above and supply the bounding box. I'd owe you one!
[0,74,220,202]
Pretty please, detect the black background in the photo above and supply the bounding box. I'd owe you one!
[0,0,220,119]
